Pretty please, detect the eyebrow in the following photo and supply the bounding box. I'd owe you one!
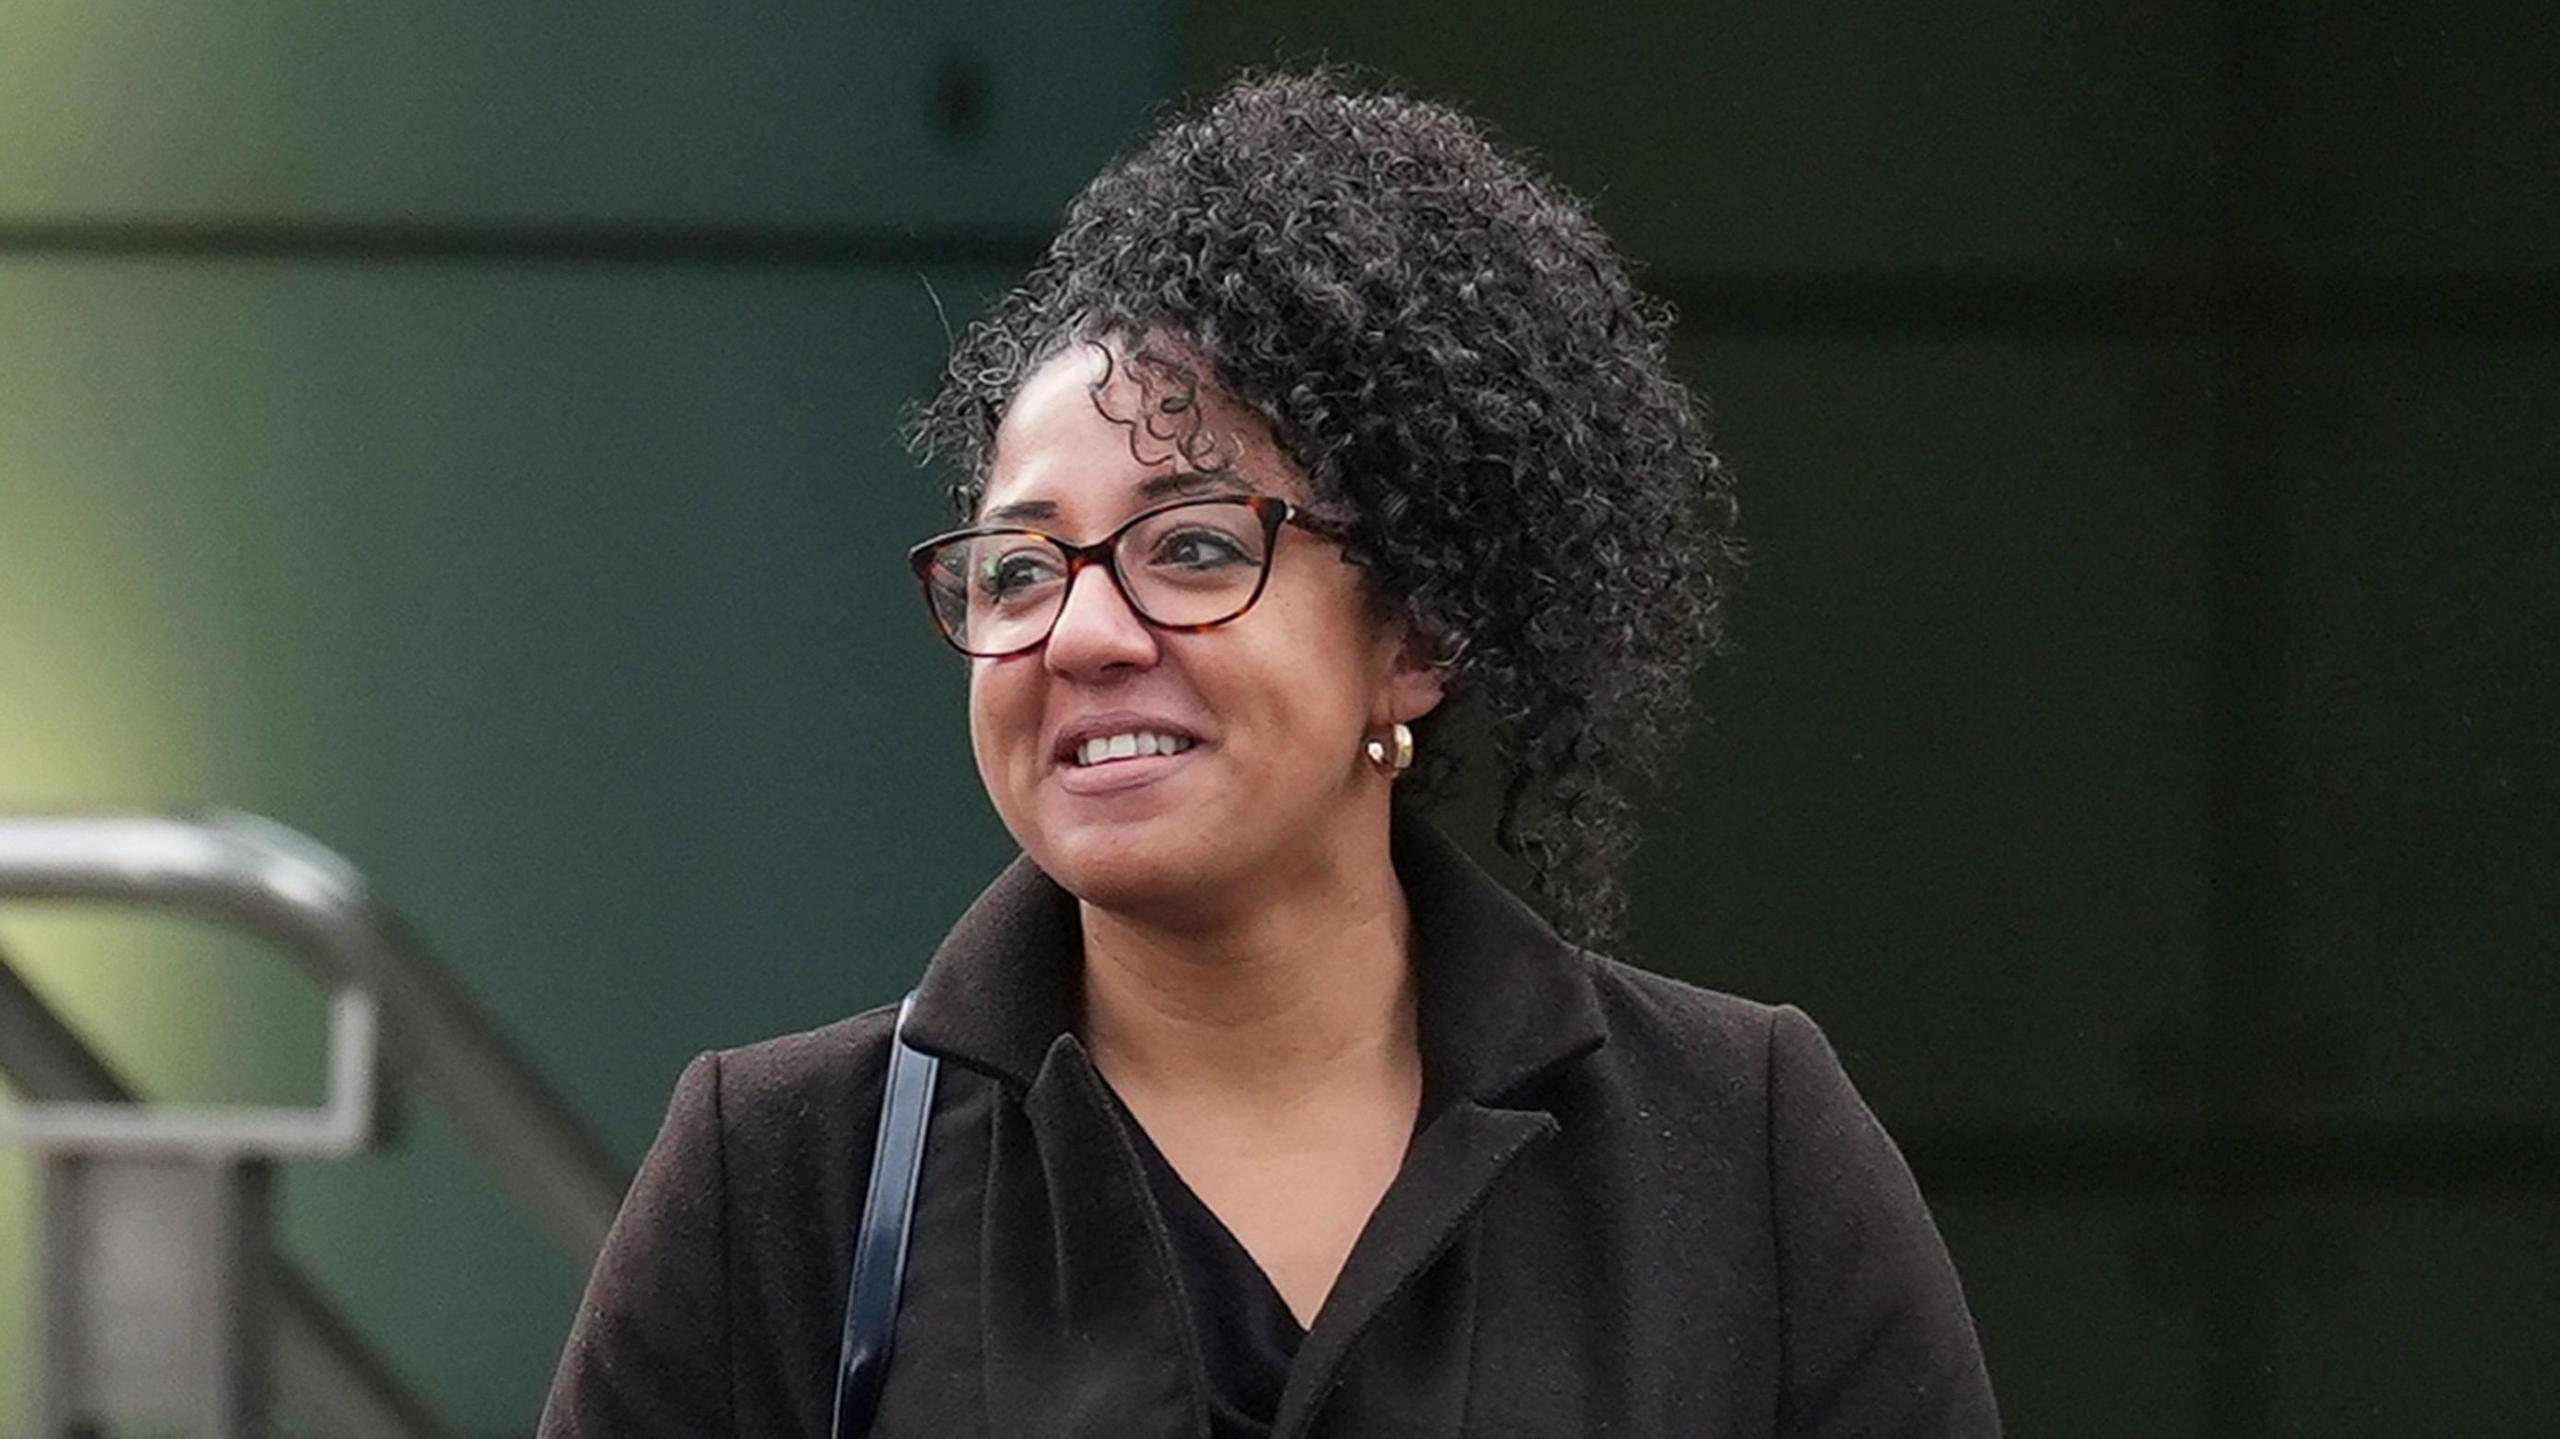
[980,469,1253,525]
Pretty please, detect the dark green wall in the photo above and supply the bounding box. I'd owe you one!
[1186,3,2559,1433]
[0,6,1168,1432]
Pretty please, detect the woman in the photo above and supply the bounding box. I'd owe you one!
[541,71,1998,1438]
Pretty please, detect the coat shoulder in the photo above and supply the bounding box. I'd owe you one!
[1554,954,1800,1144]
[1581,952,1788,1080]
[706,1001,904,1158]
[1575,955,1885,1133]
[1584,952,1780,1028]
[540,1003,915,1438]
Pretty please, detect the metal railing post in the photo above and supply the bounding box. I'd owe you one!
[0,811,635,1438]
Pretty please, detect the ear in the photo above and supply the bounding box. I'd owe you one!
[1375,618,1451,726]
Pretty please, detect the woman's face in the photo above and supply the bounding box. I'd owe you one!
[966,340,1442,923]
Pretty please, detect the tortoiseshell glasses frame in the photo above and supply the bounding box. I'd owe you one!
[907,494,1360,658]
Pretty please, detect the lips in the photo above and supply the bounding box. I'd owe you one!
[1052,740,1203,796]
[1049,711,1207,765]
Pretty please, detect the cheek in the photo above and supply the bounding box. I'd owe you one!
[964,661,1028,780]
[964,671,988,770]
[1223,601,1385,763]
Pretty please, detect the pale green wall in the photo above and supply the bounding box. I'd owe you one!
[0,6,1169,1432]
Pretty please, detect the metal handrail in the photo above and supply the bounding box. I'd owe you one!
[0,982,381,1157]
[0,951,447,1438]
[0,810,629,1257]
[0,811,637,1433]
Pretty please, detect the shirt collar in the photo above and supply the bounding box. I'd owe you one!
[900,806,1609,1107]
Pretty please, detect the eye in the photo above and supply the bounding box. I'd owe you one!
[1147,526,1251,570]
[975,546,1064,603]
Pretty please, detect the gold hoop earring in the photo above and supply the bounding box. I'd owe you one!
[1364,722,1415,775]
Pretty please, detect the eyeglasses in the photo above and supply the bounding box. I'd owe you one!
[907,494,1354,657]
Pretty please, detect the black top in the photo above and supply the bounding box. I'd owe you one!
[1105,1086,1305,1439]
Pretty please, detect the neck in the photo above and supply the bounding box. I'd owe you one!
[1078,822,1419,1105]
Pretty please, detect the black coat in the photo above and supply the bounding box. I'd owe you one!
[539,814,2001,1437]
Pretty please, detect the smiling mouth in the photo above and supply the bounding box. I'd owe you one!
[1065,731,1200,767]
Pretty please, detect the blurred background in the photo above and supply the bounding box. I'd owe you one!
[1,2,2551,1434]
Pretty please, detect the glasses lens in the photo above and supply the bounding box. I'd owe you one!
[916,500,1278,654]
[923,532,1070,654]
[1119,501,1272,627]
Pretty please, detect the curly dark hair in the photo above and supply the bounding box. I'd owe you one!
[905,68,1742,947]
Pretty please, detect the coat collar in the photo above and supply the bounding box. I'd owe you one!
[900,806,1609,1109]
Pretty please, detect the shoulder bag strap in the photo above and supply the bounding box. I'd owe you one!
[830,991,940,1439]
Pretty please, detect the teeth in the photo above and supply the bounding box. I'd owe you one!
[1074,731,1196,766]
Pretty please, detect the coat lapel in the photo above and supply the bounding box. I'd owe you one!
[1267,1100,1559,1439]
[899,807,1610,1438]
[979,1032,1208,1438]
[1262,810,1609,1435]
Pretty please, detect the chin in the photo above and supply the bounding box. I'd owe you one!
[1023,809,1240,919]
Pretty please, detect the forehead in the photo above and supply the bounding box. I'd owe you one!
[977,340,1304,523]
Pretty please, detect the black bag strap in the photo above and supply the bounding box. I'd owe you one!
[830,992,940,1439]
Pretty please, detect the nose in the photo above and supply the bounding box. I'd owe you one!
[1042,559,1159,678]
